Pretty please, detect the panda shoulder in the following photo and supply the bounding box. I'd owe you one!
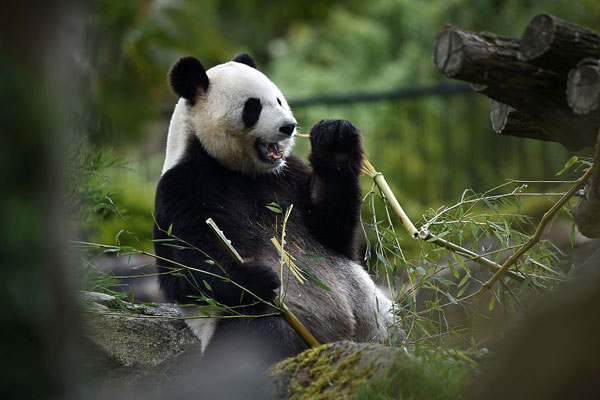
[156,162,211,208]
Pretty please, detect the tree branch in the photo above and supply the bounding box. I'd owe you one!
[475,164,595,297]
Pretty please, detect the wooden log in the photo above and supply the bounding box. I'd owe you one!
[573,133,600,238]
[489,100,551,142]
[434,26,559,89]
[520,14,600,74]
[434,24,597,150]
[567,58,600,115]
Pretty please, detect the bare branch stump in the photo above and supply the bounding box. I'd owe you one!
[567,58,600,116]
[520,14,600,74]
[572,134,600,238]
[490,100,551,141]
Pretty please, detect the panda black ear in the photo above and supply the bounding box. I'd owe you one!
[168,56,209,101]
[232,53,257,69]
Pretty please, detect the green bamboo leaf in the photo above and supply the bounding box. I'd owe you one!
[301,253,326,261]
[132,263,154,270]
[488,294,496,311]
[447,259,459,279]
[452,253,469,273]
[426,231,451,242]
[265,202,282,213]
[458,272,470,288]
[162,243,189,250]
[115,229,125,245]
[556,156,578,176]
[377,253,391,267]
[483,198,499,217]
[295,261,332,292]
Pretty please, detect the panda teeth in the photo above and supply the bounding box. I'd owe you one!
[255,140,283,163]
[267,143,282,160]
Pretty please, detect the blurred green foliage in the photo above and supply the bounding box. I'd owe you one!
[75,0,599,246]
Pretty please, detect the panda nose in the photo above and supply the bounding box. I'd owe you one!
[279,123,296,136]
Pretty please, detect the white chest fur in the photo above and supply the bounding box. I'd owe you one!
[179,305,220,353]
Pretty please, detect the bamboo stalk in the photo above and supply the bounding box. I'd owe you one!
[363,159,419,238]
[279,302,320,348]
[475,165,594,297]
[206,218,244,263]
[363,158,529,283]
[431,236,525,283]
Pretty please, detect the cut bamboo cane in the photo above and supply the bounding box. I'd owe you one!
[363,159,418,238]
[279,302,320,348]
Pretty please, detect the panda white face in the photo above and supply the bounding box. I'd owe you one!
[164,55,297,176]
[196,62,296,174]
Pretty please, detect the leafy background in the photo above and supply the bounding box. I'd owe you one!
[74,0,598,247]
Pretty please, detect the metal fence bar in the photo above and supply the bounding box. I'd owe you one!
[289,83,474,108]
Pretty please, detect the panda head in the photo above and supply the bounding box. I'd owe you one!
[168,53,297,175]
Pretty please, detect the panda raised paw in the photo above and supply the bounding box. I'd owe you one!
[309,119,364,169]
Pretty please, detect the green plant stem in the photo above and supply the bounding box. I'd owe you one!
[429,236,526,283]
[71,240,276,309]
[475,165,595,297]
[363,159,528,286]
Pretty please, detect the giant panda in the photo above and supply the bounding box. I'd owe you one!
[154,53,403,365]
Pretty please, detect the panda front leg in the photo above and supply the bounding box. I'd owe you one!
[305,119,365,260]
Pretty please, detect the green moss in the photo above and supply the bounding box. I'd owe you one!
[270,343,474,400]
[270,343,377,399]
[352,350,473,400]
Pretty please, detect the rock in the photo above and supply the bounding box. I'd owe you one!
[78,292,417,399]
[269,341,405,399]
[78,291,201,390]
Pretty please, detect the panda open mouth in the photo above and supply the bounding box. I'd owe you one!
[254,139,284,163]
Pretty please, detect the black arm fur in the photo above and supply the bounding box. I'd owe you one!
[304,119,365,260]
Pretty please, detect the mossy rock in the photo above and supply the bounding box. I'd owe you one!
[270,341,404,399]
[79,291,201,390]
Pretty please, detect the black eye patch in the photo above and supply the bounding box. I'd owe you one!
[277,98,282,106]
[242,98,262,128]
